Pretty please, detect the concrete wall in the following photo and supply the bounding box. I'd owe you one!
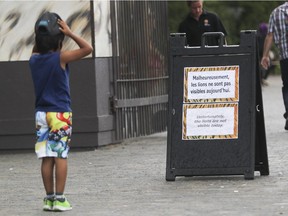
[0,1,115,150]
[0,61,34,149]
[0,57,115,150]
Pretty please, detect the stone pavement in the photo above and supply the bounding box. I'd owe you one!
[1,75,288,216]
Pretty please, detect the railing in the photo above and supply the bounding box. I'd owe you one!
[110,0,169,140]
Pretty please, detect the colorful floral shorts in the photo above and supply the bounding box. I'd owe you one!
[35,111,72,159]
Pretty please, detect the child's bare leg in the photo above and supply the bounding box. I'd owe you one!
[55,158,68,194]
[41,157,55,194]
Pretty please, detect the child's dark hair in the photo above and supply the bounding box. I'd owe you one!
[35,33,64,54]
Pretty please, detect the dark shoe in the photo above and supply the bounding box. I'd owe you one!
[285,118,288,130]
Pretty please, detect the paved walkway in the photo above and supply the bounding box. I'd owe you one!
[1,75,288,216]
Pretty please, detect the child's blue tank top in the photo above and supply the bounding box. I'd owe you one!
[29,52,72,112]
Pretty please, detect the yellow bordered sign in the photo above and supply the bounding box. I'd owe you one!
[183,66,239,103]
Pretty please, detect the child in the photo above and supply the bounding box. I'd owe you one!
[29,12,93,211]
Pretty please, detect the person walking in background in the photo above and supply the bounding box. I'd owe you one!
[29,12,93,211]
[178,0,227,46]
[257,22,269,86]
[261,2,288,130]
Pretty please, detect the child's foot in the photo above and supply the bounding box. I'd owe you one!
[53,196,72,211]
[43,197,54,211]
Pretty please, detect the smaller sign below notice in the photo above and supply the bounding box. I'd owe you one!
[182,103,238,140]
[183,66,239,103]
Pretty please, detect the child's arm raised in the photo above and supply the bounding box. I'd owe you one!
[58,19,93,68]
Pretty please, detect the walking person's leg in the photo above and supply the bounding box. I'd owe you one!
[280,59,288,129]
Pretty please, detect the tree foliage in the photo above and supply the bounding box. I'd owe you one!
[168,0,284,44]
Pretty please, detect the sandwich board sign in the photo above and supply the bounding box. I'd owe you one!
[166,31,269,181]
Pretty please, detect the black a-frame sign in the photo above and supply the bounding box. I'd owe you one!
[166,31,269,181]
[254,48,269,177]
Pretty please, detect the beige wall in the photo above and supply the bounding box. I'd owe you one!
[0,0,112,62]
[94,0,112,57]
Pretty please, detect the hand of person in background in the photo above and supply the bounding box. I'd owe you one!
[261,56,270,70]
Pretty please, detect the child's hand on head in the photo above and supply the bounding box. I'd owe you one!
[58,19,72,36]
